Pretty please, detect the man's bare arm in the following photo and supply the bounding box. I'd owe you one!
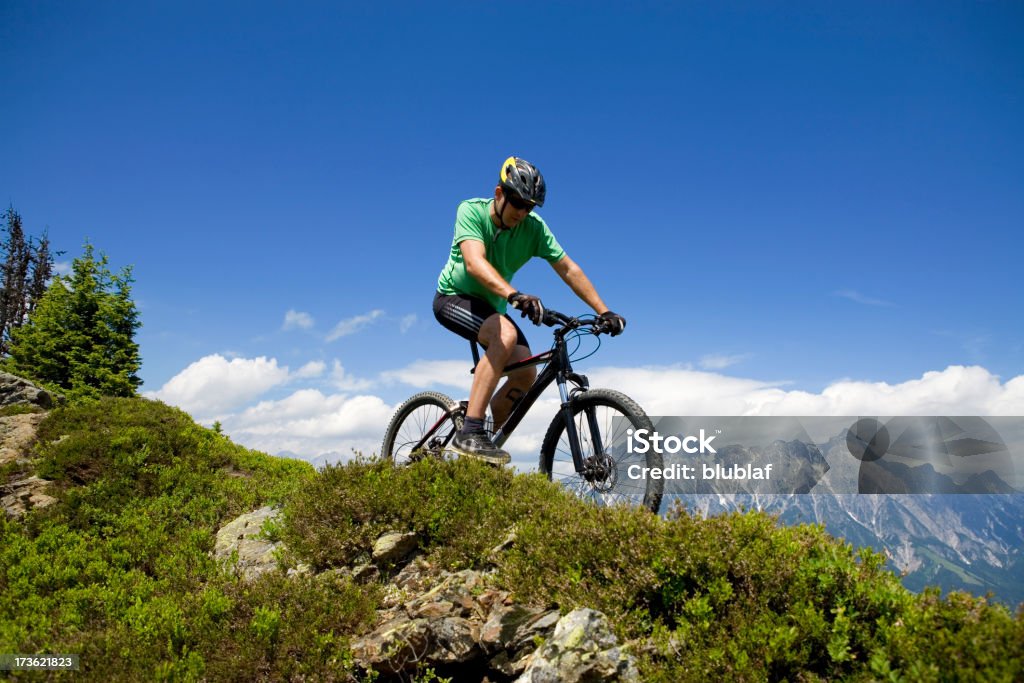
[550,254,609,314]
[459,240,517,299]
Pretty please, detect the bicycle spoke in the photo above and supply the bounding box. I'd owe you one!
[547,399,651,508]
[383,393,461,466]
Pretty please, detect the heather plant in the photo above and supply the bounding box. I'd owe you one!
[0,397,378,681]
[282,455,557,571]
[283,456,1022,682]
[2,397,1020,681]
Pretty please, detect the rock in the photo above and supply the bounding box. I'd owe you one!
[0,412,47,467]
[351,563,633,681]
[351,612,482,673]
[410,599,457,620]
[511,610,560,651]
[429,617,481,664]
[286,562,313,577]
[1,475,57,518]
[213,506,282,580]
[0,372,56,409]
[351,615,433,675]
[392,555,433,590]
[405,569,481,620]
[480,604,548,653]
[515,608,640,683]
[489,525,518,557]
[490,649,533,678]
[330,562,381,584]
[479,604,560,677]
[355,566,566,678]
[352,562,380,583]
[372,531,419,564]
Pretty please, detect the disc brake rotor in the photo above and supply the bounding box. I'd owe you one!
[583,452,617,492]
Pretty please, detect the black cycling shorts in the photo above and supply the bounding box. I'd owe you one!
[433,291,529,349]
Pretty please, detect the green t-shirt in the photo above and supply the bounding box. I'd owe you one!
[436,198,566,313]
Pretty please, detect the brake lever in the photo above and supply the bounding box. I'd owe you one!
[591,319,612,336]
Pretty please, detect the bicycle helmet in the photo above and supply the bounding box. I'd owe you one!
[499,156,546,207]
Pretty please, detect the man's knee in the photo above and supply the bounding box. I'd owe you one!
[508,346,537,386]
[479,315,518,354]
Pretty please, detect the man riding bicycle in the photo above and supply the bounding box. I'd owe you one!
[433,156,626,464]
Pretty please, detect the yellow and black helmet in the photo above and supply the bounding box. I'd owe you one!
[499,156,546,207]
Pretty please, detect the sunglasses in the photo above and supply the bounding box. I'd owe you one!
[504,192,534,211]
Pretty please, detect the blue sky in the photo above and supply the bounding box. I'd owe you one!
[2,2,1022,463]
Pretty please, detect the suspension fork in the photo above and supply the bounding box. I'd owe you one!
[584,401,605,462]
[557,368,604,475]
[556,370,587,473]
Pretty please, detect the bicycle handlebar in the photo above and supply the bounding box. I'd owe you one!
[541,308,614,336]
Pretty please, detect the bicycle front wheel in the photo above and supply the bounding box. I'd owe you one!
[539,388,663,513]
[381,391,463,465]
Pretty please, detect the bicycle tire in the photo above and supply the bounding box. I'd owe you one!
[381,391,463,465]
[539,388,663,513]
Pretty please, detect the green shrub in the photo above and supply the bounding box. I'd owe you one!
[0,403,45,417]
[282,455,559,571]
[282,458,1023,682]
[2,397,1020,681]
[0,397,336,681]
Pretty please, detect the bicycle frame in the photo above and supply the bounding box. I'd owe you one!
[387,308,659,509]
[466,320,601,474]
[403,311,608,475]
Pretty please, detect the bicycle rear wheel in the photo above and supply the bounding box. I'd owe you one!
[539,388,663,513]
[381,391,463,465]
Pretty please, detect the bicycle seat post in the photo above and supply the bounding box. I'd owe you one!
[470,340,481,366]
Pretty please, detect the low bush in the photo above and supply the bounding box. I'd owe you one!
[284,457,1023,682]
[2,397,1020,681]
[0,397,357,681]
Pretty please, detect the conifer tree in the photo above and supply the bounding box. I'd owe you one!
[28,230,54,315]
[0,206,31,355]
[5,242,142,398]
[0,207,58,356]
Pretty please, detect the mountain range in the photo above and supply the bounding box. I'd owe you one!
[663,431,1024,606]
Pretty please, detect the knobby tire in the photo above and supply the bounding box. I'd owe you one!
[539,388,664,513]
[380,391,462,465]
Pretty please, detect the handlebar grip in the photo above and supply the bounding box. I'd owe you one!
[542,309,573,327]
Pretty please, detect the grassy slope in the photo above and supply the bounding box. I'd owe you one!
[1,397,1022,681]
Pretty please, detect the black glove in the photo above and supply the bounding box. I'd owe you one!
[507,291,545,326]
[597,310,626,336]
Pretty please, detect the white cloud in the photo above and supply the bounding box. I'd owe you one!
[588,364,1024,417]
[283,309,315,330]
[221,390,393,460]
[152,355,1024,469]
[834,289,895,307]
[330,361,376,392]
[147,354,291,418]
[53,261,72,275]
[699,353,750,370]
[327,310,385,341]
[380,360,473,392]
[400,314,418,333]
[294,360,326,379]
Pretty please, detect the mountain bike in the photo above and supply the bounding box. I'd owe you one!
[380,308,664,513]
